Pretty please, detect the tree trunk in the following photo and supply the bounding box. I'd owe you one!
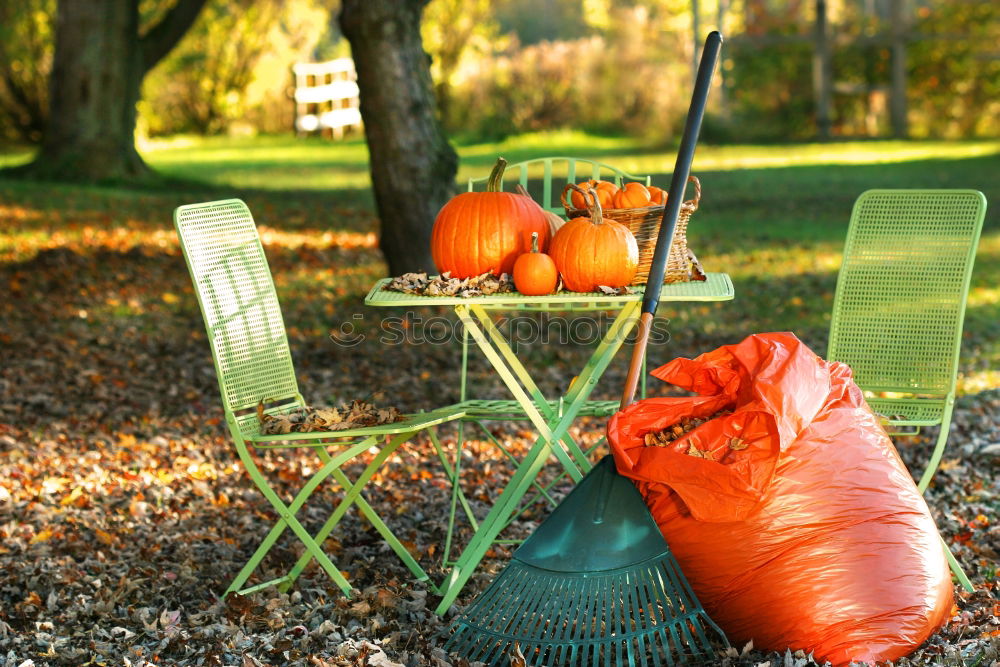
[889,0,909,139]
[340,0,458,275]
[812,0,833,140]
[11,0,206,182]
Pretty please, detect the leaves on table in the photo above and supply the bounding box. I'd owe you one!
[597,285,633,295]
[258,400,402,435]
[387,271,514,297]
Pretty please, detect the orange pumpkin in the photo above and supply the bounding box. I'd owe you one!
[513,232,559,296]
[612,182,651,209]
[431,157,551,278]
[550,187,639,292]
[647,186,666,205]
[568,179,618,210]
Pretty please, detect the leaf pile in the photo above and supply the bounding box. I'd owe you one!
[643,409,734,447]
[258,400,403,435]
[387,271,514,297]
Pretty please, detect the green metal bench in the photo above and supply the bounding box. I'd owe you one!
[174,199,465,598]
[828,188,987,592]
[466,156,651,213]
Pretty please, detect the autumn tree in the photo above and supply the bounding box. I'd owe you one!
[0,0,53,143]
[421,0,502,127]
[10,0,207,181]
[340,0,458,275]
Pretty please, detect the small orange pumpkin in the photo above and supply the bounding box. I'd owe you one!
[431,157,550,278]
[612,182,652,209]
[513,232,559,296]
[567,179,618,210]
[647,186,666,205]
[550,187,639,292]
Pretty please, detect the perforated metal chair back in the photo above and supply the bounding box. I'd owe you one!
[828,190,986,396]
[466,157,651,213]
[174,199,301,436]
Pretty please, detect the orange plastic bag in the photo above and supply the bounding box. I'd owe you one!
[608,333,953,665]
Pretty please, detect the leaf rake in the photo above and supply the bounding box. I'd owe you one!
[446,31,729,667]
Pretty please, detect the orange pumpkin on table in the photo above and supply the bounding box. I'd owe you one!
[513,232,558,296]
[431,157,551,279]
[550,186,639,292]
[612,182,652,209]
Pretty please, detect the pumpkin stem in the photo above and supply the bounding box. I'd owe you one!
[486,157,508,192]
[530,231,539,253]
[587,187,604,225]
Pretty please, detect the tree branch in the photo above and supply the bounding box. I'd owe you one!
[139,0,210,73]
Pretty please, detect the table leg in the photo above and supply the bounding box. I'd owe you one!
[455,305,584,481]
[433,301,641,615]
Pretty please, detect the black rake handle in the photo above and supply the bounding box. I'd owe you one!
[621,31,723,410]
[642,30,723,316]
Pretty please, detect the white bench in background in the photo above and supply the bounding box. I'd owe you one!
[293,58,362,138]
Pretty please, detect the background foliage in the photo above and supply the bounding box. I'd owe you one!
[0,0,996,144]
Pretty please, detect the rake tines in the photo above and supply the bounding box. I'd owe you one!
[445,457,727,666]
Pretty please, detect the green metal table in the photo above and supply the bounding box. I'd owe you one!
[364,273,734,613]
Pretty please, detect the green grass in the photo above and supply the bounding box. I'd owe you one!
[2,132,998,391]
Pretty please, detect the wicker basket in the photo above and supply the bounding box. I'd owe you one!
[561,176,704,285]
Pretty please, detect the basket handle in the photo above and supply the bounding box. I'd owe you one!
[685,175,702,211]
[560,183,579,211]
[562,183,600,214]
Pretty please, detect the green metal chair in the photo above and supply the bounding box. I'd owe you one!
[827,188,987,591]
[466,156,651,213]
[174,199,465,598]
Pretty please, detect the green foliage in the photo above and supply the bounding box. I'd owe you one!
[726,39,816,140]
[0,0,53,143]
[446,4,691,142]
[422,0,506,126]
[494,0,589,45]
[140,0,328,136]
[908,2,1000,138]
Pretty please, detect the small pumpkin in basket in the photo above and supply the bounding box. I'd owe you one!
[550,186,639,292]
[612,182,652,209]
[567,179,618,210]
[431,157,551,279]
[647,186,666,205]
[513,232,558,296]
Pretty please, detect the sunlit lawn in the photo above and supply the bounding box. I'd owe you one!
[1,132,998,391]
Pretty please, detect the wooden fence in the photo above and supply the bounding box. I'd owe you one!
[292,58,362,138]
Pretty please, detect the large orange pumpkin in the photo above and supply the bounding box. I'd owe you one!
[431,158,551,278]
[550,187,639,292]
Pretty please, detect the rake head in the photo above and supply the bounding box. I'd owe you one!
[445,456,727,666]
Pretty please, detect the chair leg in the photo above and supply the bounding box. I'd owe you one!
[917,400,955,494]
[280,432,427,590]
[226,438,376,597]
[941,534,975,592]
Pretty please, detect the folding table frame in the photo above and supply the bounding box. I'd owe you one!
[364,274,734,613]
